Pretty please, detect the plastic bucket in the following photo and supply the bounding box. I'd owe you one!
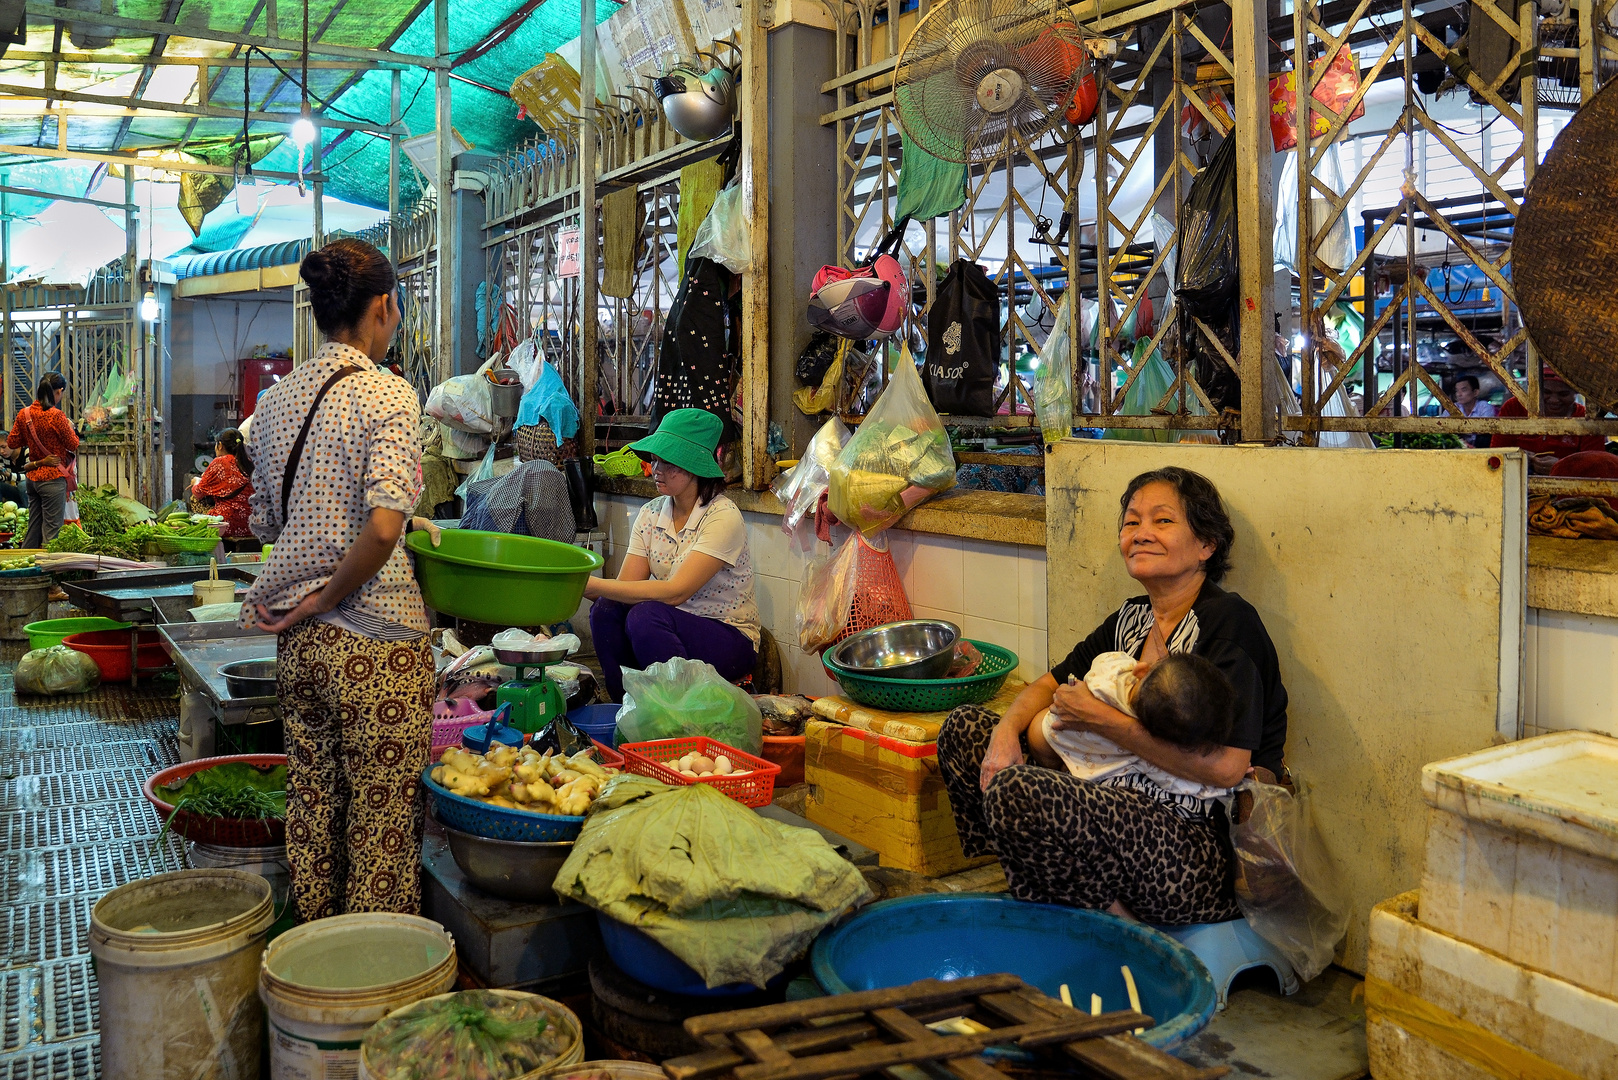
[0,578,50,641]
[357,991,585,1079]
[24,616,132,652]
[567,703,620,745]
[761,734,806,787]
[189,841,291,910]
[260,913,457,1080]
[64,627,172,681]
[90,868,276,1080]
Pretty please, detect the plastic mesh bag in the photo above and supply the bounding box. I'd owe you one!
[796,532,910,652]
[689,180,753,275]
[1230,778,1349,982]
[827,347,956,536]
[360,989,574,1080]
[771,416,850,554]
[1034,291,1075,446]
[15,646,100,696]
[617,658,763,753]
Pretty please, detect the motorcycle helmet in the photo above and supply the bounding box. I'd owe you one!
[807,254,908,340]
[654,62,736,142]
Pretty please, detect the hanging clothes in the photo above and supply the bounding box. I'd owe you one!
[676,157,725,279]
[602,186,644,299]
[896,134,967,222]
[652,255,740,443]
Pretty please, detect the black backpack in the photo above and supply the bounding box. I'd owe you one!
[924,259,1001,416]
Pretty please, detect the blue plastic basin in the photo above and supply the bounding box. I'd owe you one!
[810,893,1217,1050]
[567,704,620,746]
[597,914,791,998]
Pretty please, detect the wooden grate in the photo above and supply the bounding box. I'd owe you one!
[663,974,1227,1080]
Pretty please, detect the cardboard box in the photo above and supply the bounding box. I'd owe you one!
[804,719,992,878]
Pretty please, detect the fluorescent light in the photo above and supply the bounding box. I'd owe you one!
[1292,332,1308,351]
[291,115,317,148]
[139,290,159,322]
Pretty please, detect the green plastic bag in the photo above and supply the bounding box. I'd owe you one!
[15,646,100,696]
[616,657,763,754]
[1034,292,1075,446]
[1103,339,1178,443]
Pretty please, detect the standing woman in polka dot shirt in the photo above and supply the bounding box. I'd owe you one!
[585,409,761,702]
[241,238,443,921]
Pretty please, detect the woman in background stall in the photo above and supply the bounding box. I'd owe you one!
[7,372,77,553]
[190,429,256,538]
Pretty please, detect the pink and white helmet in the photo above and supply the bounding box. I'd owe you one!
[807,253,907,339]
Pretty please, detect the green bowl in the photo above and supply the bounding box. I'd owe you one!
[154,531,222,554]
[822,639,1019,712]
[407,529,603,625]
[25,616,133,652]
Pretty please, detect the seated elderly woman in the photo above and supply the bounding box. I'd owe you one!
[938,466,1288,925]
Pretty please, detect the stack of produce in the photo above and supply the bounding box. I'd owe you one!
[148,759,287,844]
[360,990,580,1080]
[0,500,28,537]
[430,744,618,816]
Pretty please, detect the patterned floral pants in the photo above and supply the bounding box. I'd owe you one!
[279,620,434,921]
[937,704,1241,925]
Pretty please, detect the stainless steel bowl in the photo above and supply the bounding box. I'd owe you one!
[830,620,961,680]
[440,818,573,903]
[217,658,276,698]
[493,643,572,667]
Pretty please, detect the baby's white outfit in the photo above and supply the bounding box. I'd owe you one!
[1038,650,1229,800]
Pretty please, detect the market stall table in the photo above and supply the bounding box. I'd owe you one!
[158,621,278,758]
[65,565,259,688]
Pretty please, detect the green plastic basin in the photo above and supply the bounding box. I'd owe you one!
[407,529,602,625]
[25,617,133,653]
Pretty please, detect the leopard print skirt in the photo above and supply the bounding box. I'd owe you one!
[937,704,1241,925]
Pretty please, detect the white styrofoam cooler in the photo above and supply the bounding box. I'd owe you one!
[1419,731,1618,998]
[1367,892,1618,1080]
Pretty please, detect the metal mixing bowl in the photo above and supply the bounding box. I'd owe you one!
[492,643,572,667]
[217,658,276,698]
[440,818,573,903]
[830,620,961,680]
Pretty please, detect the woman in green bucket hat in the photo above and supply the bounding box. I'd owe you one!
[585,409,760,701]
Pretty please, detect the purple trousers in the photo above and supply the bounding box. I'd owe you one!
[589,598,757,702]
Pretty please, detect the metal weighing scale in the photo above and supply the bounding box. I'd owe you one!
[492,642,571,734]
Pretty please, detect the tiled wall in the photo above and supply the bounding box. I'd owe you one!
[592,493,1049,697]
[1523,607,1618,739]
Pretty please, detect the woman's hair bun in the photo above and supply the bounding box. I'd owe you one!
[300,248,344,291]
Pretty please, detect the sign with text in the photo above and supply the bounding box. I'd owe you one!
[558,228,581,278]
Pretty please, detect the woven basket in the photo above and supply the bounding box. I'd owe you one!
[823,639,1019,712]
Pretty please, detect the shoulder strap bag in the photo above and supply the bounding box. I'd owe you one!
[281,365,360,522]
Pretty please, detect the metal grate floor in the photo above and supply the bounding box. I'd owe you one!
[0,640,182,1077]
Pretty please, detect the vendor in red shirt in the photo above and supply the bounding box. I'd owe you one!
[189,429,255,537]
[6,373,78,548]
[1491,366,1606,474]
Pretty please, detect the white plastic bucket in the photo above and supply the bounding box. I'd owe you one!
[90,868,276,1080]
[189,841,291,910]
[356,991,586,1079]
[259,912,457,1080]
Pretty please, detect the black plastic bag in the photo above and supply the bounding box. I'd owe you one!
[1176,136,1239,322]
[796,331,843,385]
[531,711,592,757]
[925,259,1000,416]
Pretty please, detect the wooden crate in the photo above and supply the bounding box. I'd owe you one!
[1419,731,1618,997]
[1366,892,1618,1080]
[803,720,993,878]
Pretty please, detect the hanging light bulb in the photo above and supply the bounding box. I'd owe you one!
[291,112,317,148]
[140,290,160,322]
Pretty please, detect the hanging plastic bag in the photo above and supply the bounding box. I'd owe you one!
[515,359,581,440]
[772,416,850,554]
[688,180,753,275]
[15,646,100,696]
[1103,339,1178,443]
[427,374,496,434]
[828,346,957,535]
[1230,777,1349,982]
[797,538,857,651]
[1033,291,1075,446]
[1274,146,1354,276]
[455,443,498,501]
[616,657,763,753]
[1268,46,1365,153]
[1176,135,1239,323]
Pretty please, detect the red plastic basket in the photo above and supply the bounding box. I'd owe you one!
[617,738,781,808]
[143,754,287,847]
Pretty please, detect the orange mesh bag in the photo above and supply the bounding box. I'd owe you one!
[798,533,912,652]
[840,533,911,644]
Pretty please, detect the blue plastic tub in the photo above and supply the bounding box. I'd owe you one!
[810,893,1218,1050]
[420,766,584,843]
[567,704,620,746]
[596,913,792,997]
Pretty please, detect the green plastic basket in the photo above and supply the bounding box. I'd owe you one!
[154,531,222,554]
[822,639,1019,713]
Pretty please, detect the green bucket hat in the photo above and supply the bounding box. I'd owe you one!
[629,408,725,478]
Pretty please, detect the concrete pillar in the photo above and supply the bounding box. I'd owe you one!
[767,22,837,457]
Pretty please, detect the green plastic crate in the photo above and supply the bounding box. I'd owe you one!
[822,639,1019,712]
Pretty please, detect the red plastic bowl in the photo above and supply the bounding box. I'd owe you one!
[64,628,172,682]
[144,754,288,847]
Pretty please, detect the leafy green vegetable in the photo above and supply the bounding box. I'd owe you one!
[74,487,128,539]
[158,763,286,841]
[45,524,94,554]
